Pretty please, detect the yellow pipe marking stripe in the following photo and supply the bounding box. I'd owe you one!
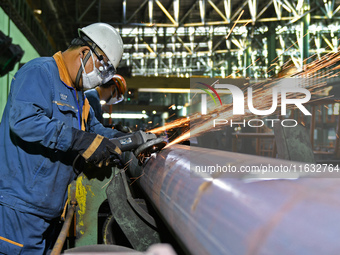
[0,236,24,247]
[82,135,104,160]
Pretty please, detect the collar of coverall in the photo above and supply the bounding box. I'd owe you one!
[95,86,102,99]
[53,51,90,131]
[53,51,73,88]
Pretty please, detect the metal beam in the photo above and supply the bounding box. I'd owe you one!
[174,0,180,23]
[231,0,248,21]
[256,0,273,20]
[179,0,200,25]
[122,0,126,23]
[267,23,277,76]
[199,0,206,24]
[301,2,310,64]
[46,0,68,46]
[148,0,153,24]
[77,0,97,22]
[126,0,149,24]
[224,0,232,22]
[208,0,229,23]
[155,0,178,26]
[273,0,282,19]
[248,0,257,23]
[176,35,193,54]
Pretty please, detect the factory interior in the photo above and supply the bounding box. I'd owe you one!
[1,0,340,254]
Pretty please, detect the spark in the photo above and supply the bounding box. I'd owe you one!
[168,113,176,119]
[155,33,340,149]
[130,172,145,186]
[225,10,244,41]
[101,159,132,188]
[101,180,111,189]
[149,117,190,134]
[165,73,329,147]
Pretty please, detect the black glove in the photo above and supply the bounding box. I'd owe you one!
[113,123,132,133]
[71,128,122,167]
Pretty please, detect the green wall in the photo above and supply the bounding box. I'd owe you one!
[0,7,40,120]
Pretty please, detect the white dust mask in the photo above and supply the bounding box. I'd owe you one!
[80,50,103,89]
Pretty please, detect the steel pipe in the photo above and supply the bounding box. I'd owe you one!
[128,145,340,255]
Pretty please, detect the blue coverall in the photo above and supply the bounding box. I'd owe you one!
[85,87,103,123]
[0,52,121,254]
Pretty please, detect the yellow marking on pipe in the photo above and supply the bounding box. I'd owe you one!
[76,176,87,231]
[86,185,95,197]
[191,181,212,211]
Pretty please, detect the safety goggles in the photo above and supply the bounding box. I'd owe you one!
[79,37,116,84]
[96,57,115,84]
[106,86,125,104]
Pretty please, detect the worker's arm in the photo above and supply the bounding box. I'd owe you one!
[8,63,73,152]
[70,128,122,167]
[86,106,125,138]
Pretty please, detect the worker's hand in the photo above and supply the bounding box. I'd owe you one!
[71,128,122,167]
[113,123,132,133]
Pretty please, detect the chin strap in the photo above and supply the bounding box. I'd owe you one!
[75,50,92,89]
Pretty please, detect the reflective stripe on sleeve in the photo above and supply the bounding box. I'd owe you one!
[0,236,24,247]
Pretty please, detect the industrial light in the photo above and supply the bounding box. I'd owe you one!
[139,88,191,93]
[138,88,232,94]
[182,107,187,116]
[152,110,156,114]
[34,9,42,15]
[102,113,148,119]
[162,112,169,119]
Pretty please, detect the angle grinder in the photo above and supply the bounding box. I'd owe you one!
[110,130,167,165]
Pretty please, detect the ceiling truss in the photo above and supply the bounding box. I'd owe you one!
[2,0,340,78]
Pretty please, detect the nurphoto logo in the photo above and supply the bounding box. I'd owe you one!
[194,78,312,128]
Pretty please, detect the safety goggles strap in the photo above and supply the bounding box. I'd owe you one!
[75,49,93,88]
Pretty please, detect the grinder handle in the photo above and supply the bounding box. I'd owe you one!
[110,132,144,152]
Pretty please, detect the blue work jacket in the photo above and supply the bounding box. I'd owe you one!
[0,52,121,219]
[85,88,103,123]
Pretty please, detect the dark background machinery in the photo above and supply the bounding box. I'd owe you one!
[0,31,23,77]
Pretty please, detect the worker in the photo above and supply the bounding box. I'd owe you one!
[85,74,127,123]
[0,23,125,254]
[85,74,131,133]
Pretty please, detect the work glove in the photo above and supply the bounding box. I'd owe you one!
[71,128,122,168]
[113,123,132,133]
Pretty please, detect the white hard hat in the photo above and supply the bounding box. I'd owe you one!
[78,23,123,70]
